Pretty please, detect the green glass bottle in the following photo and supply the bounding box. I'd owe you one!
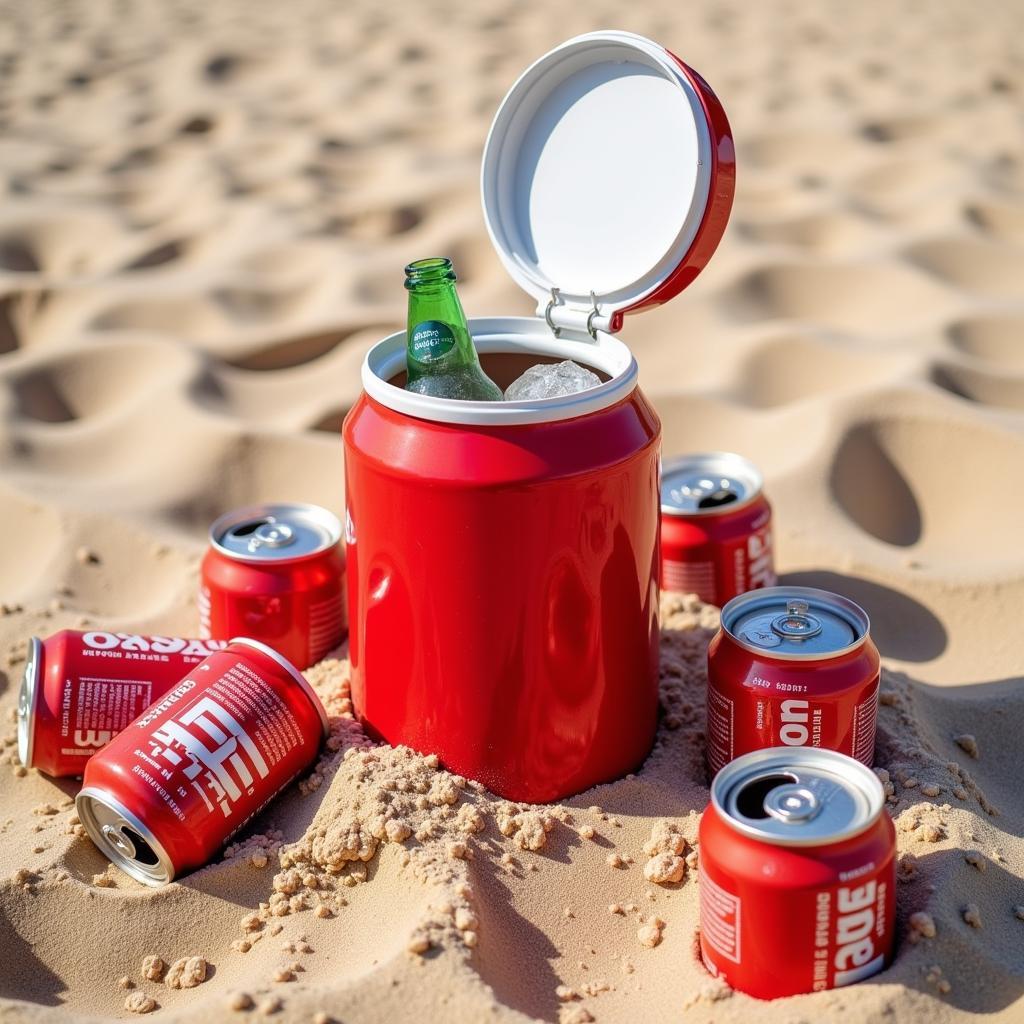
[404,257,502,401]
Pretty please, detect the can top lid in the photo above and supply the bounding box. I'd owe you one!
[76,786,176,887]
[16,637,41,770]
[480,30,734,338]
[711,748,885,847]
[209,503,341,564]
[722,586,869,660]
[661,452,763,516]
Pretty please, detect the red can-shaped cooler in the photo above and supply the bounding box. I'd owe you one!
[343,31,735,802]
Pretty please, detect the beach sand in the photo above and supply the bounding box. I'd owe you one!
[0,0,1023,1020]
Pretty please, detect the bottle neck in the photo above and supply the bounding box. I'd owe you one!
[405,261,478,374]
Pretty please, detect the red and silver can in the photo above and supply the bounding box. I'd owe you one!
[699,747,896,998]
[660,452,775,605]
[200,503,347,671]
[17,630,227,778]
[344,31,735,803]
[76,639,328,886]
[706,586,880,776]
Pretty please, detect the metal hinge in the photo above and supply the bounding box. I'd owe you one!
[542,288,614,339]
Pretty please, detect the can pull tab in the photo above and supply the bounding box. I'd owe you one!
[248,521,295,552]
[764,784,820,824]
[102,823,136,858]
[771,599,822,641]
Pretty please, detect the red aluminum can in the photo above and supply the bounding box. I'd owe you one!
[199,503,347,671]
[699,747,896,998]
[76,639,328,886]
[17,630,227,778]
[660,452,775,605]
[706,587,880,776]
[343,30,735,803]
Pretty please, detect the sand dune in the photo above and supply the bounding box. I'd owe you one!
[0,0,1022,1021]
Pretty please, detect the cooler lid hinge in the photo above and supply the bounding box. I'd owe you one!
[542,288,614,339]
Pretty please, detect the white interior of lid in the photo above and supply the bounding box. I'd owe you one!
[481,30,713,316]
[362,317,637,426]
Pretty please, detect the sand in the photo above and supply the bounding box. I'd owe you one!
[1,0,1023,1020]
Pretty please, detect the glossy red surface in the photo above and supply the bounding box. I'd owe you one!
[612,52,735,329]
[28,630,225,777]
[699,802,896,998]
[80,642,325,876]
[706,631,881,775]
[343,389,662,803]
[660,494,774,606]
[200,546,347,670]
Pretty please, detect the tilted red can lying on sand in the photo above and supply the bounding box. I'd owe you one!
[706,587,880,776]
[344,29,735,802]
[18,629,227,778]
[76,639,328,886]
[699,747,896,998]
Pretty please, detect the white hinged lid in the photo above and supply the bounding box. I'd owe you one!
[481,30,735,337]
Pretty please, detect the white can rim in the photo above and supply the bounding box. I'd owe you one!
[361,317,638,426]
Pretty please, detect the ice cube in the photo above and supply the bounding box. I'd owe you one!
[504,360,601,401]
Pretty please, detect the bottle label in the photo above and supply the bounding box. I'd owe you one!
[410,320,456,362]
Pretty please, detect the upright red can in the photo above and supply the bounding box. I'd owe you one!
[343,30,735,802]
[706,587,880,776]
[699,747,896,999]
[660,452,775,605]
[18,630,227,778]
[200,502,347,671]
[76,639,328,886]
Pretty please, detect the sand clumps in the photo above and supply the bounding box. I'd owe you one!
[641,820,691,885]
[908,912,937,942]
[164,956,208,989]
[228,728,497,962]
[494,804,556,851]
[923,964,953,996]
[227,992,254,1012]
[140,957,165,983]
[637,917,666,948]
[124,992,157,1014]
[643,852,686,884]
[954,734,979,759]
[217,646,703,1003]
[134,954,206,1001]
[965,850,987,872]
[874,670,998,817]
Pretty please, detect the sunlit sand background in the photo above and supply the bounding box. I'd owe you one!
[0,1,1022,1021]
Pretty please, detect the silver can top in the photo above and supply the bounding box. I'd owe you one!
[660,451,763,516]
[711,747,885,847]
[722,585,869,660]
[76,786,176,886]
[209,503,342,564]
[16,637,42,770]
